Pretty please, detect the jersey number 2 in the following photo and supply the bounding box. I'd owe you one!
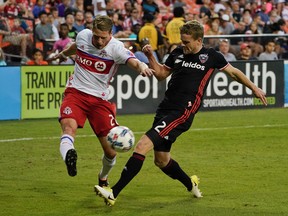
[155,121,166,133]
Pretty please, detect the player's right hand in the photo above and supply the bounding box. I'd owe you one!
[47,53,67,64]
[142,44,153,57]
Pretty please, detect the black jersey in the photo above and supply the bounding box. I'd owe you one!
[163,46,229,113]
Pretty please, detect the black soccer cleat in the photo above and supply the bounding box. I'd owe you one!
[65,149,77,177]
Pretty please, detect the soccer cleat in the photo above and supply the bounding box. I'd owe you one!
[65,149,77,177]
[190,175,203,198]
[95,178,110,197]
[94,185,116,206]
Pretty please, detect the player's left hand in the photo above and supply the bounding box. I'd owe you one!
[253,87,267,106]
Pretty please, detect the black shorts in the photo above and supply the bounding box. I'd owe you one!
[146,105,195,152]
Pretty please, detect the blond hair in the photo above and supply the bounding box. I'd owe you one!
[180,20,204,40]
[93,15,113,32]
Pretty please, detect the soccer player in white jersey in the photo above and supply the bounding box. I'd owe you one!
[51,15,154,187]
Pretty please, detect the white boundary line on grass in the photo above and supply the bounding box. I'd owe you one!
[1,123,287,143]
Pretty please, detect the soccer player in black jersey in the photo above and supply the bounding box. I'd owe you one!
[95,20,268,206]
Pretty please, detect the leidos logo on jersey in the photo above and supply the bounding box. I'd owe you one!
[181,61,205,71]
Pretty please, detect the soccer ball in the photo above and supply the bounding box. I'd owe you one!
[107,126,135,153]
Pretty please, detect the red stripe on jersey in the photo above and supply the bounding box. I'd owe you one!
[191,68,214,113]
[75,49,115,74]
[159,68,214,138]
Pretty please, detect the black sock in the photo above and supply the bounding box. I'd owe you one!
[112,152,145,198]
[160,159,192,191]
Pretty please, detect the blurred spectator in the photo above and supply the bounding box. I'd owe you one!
[58,0,75,18]
[218,39,236,62]
[277,18,288,34]
[50,6,64,30]
[205,19,222,48]
[0,47,7,66]
[92,0,111,16]
[134,37,159,64]
[231,1,241,24]
[252,14,265,34]
[219,14,235,35]
[47,12,60,40]
[141,0,159,16]
[65,13,77,40]
[199,0,211,19]
[84,0,93,12]
[11,17,33,49]
[275,0,286,17]
[282,2,288,21]
[173,0,186,10]
[123,7,142,32]
[263,9,281,33]
[84,10,94,30]
[230,21,247,45]
[1,0,27,19]
[137,13,165,61]
[256,2,270,24]
[50,23,72,54]
[213,0,226,13]
[241,9,253,26]
[106,0,115,17]
[35,11,54,42]
[32,0,45,19]
[121,1,133,19]
[46,0,61,8]
[11,18,26,34]
[72,0,84,12]
[165,6,185,45]
[245,21,263,57]
[264,0,273,14]
[111,12,130,38]
[26,48,48,65]
[73,10,85,33]
[268,9,281,24]
[0,16,29,63]
[258,40,278,61]
[158,14,169,35]
[237,43,258,60]
[128,23,141,39]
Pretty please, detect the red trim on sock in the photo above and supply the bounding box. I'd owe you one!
[161,159,173,171]
[132,152,145,161]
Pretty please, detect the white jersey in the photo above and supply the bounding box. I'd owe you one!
[67,29,136,100]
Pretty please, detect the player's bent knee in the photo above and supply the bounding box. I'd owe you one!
[154,159,166,168]
[134,135,153,155]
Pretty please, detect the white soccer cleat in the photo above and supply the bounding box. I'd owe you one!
[94,185,116,206]
[191,175,203,198]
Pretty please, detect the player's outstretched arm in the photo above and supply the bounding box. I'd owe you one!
[47,42,77,63]
[127,58,154,77]
[142,45,171,81]
[223,64,268,106]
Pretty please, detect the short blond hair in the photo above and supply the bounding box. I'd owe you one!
[180,20,204,40]
[93,15,113,32]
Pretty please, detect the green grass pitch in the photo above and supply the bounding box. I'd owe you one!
[0,108,287,216]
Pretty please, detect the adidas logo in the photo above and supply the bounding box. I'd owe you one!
[175,59,182,64]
